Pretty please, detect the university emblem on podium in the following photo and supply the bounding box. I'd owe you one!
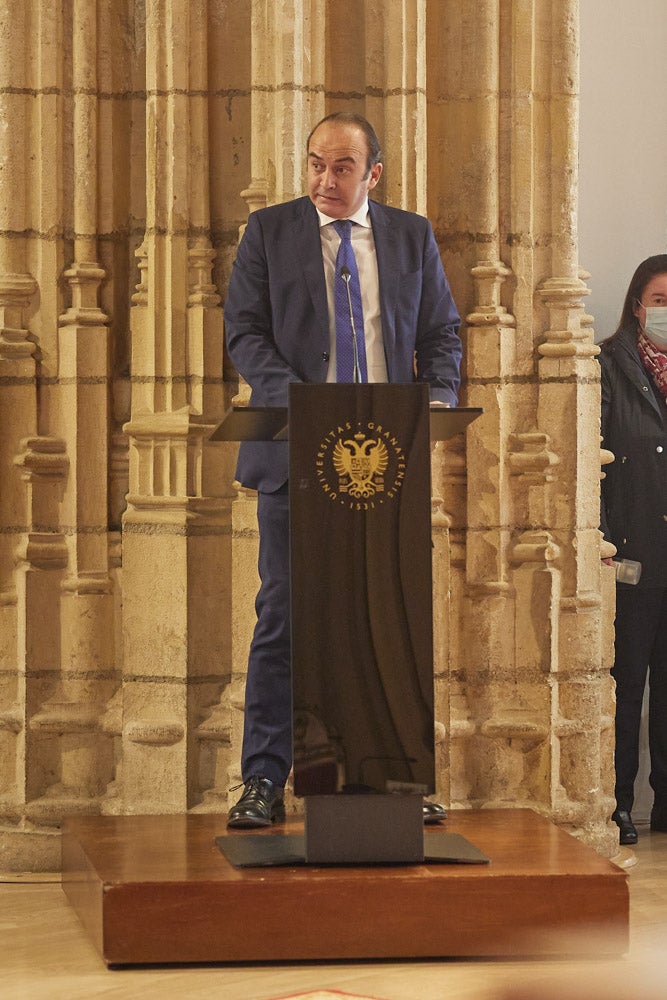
[316,421,406,510]
[333,433,388,499]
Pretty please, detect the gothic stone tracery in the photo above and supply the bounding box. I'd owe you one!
[0,0,616,872]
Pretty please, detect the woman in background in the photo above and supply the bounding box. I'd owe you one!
[600,254,667,845]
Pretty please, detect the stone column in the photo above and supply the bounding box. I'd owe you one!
[464,2,554,805]
[0,0,618,869]
[121,0,227,815]
[533,0,612,851]
[0,0,58,869]
[240,0,325,216]
[426,0,514,813]
[0,0,37,636]
[19,0,118,830]
[425,0,613,853]
[14,438,69,859]
[322,0,425,211]
[365,0,427,212]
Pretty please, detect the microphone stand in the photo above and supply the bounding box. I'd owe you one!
[341,265,362,383]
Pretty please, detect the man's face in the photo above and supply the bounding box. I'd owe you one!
[307,121,383,219]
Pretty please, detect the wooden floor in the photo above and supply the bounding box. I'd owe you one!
[2,822,666,1000]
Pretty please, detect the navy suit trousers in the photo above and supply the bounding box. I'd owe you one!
[241,487,292,786]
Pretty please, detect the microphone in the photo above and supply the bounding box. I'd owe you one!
[340,265,362,384]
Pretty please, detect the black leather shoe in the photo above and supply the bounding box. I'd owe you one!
[650,804,667,832]
[612,808,638,845]
[227,776,285,829]
[423,800,447,825]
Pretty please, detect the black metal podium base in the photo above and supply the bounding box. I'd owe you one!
[216,795,490,868]
[305,793,424,863]
[216,831,490,868]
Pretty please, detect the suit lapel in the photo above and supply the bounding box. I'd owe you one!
[292,198,329,334]
[369,201,399,371]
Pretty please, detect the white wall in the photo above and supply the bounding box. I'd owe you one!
[578,2,667,822]
[579,2,667,343]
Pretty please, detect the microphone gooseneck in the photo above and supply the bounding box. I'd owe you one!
[340,265,362,383]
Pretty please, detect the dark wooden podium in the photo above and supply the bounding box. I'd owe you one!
[214,385,481,864]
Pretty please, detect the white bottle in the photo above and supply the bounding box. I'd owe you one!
[614,559,642,585]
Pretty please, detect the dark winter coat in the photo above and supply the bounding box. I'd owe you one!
[599,325,667,588]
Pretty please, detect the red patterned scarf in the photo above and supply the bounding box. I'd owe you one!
[638,329,667,401]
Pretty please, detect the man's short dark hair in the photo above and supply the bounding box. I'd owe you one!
[307,112,382,177]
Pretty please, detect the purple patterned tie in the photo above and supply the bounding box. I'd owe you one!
[333,220,368,383]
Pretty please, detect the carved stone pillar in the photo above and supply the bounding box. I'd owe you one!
[0,0,38,602]
[12,439,68,866]
[322,0,426,211]
[431,340,473,805]
[0,0,48,868]
[121,0,227,815]
[427,0,515,815]
[14,442,68,806]
[364,0,427,212]
[239,0,326,216]
[426,0,614,854]
[532,1,611,852]
[26,0,118,829]
[0,0,617,870]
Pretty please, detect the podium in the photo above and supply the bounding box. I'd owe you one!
[62,390,630,962]
[213,384,482,864]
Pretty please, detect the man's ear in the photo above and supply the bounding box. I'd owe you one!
[368,162,383,189]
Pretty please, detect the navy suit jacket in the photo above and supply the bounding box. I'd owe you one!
[224,196,461,492]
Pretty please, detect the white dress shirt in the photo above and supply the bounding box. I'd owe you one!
[316,200,389,384]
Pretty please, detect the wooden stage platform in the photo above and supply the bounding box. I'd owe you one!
[61,808,628,966]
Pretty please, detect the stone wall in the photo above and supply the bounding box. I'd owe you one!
[0,0,617,872]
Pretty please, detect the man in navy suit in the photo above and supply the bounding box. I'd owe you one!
[224,112,462,828]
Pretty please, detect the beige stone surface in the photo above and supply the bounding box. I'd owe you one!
[0,0,618,871]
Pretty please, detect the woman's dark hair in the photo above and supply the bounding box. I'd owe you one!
[603,254,667,346]
[307,112,382,177]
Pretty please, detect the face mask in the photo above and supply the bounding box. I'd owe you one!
[642,306,667,349]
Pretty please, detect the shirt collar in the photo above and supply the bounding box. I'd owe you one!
[316,199,371,229]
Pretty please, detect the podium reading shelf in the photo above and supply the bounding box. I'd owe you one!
[216,385,482,865]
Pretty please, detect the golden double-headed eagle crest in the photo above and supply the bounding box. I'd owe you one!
[332,432,388,499]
